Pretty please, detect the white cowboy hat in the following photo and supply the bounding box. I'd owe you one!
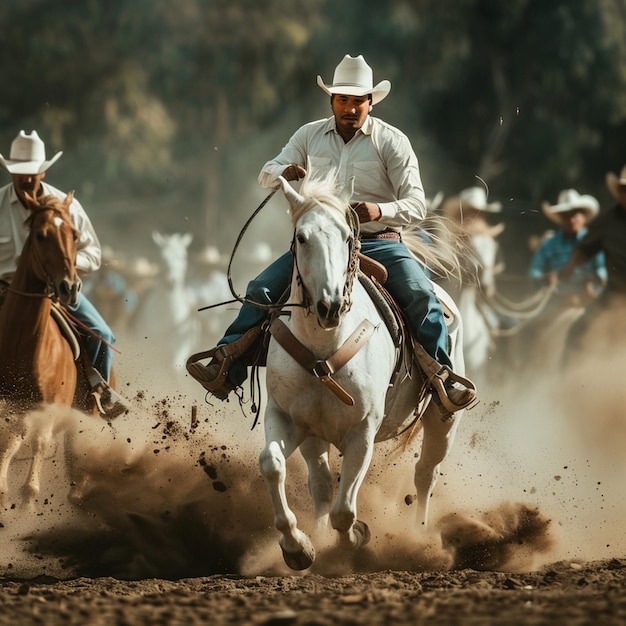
[0,130,63,175]
[606,164,626,199]
[195,245,225,267]
[542,188,599,225]
[123,256,159,278]
[443,186,502,219]
[242,241,273,264]
[317,55,391,105]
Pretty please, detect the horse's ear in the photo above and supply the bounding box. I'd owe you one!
[278,176,306,215]
[181,232,193,247]
[339,177,355,205]
[152,230,164,246]
[64,190,75,208]
[22,191,37,210]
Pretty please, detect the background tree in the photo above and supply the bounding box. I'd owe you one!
[0,0,625,272]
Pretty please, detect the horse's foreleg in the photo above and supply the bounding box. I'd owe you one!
[414,408,462,527]
[0,434,25,509]
[299,436,333,528]
[19,411,56,510]
[20,430,52,509]
[259,417,314,571]
[330,429,375,550]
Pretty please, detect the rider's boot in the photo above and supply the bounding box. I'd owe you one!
[411,342,477,413]
[186,326,263,400]
[88,368,130,418]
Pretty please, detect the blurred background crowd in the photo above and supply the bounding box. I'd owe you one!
[2,0,626,379]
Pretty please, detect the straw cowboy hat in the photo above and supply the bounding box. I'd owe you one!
[242,241,273,265]
[0,130,63,175]
[195,245,226,267]
[442,186,504,236]
[542,188,599,225]
[606,165,626,199]
[123,256,159,279]
[317,55,391,105]
[443,186,502,218]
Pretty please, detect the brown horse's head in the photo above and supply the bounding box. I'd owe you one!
[23,192,82,307]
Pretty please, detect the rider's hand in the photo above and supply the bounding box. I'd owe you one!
[351,202,382,223]
[545,272,559,287]
[282,164,307,181]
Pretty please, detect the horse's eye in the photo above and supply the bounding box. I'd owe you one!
[296,233,306,245]
[35,231,46,242]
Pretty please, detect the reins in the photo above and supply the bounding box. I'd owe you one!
[197,187,303,313]
[5,285,122,355]
[6,285,52,299]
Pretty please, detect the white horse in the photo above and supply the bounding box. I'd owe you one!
[455,226,505,387]
[135,232,200,372]
[259,176,469,571]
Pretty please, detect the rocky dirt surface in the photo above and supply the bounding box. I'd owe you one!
[1,352,625,625]
[0,558,624,625]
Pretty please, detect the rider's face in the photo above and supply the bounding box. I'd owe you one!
[331,94,371,141]
[12,172,46,206]
[560,209,587,235]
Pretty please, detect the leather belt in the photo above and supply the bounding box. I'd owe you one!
[360,229,401,241]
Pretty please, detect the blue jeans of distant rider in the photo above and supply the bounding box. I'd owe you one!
[219,239,451,388]
[68,293,116,382]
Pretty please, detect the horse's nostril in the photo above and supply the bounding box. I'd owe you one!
[317,300,342,322]
[317,301,327,318]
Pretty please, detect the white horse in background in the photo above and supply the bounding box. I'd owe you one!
[259,175,469,571]
[455,225,505,387]
[135,231,200,373]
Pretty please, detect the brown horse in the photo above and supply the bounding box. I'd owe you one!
[0,192,95,509]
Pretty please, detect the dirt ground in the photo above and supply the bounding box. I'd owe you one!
[1,341,625,625]
[0,558,624,625]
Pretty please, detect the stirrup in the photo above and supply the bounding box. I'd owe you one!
[88,368,129,418]
[186,346,236,400]
[186,326,264,399]
[430,366,478,414]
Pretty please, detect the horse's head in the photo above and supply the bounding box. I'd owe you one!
[279,175,357,329]
[467,226,504,298]
[23,192,82,306]
[152,231,192,285]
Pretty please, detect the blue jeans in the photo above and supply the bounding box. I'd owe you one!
[68,292,116,382]
[220,239,451,387]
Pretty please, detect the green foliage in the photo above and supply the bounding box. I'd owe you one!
[0,0,625,254]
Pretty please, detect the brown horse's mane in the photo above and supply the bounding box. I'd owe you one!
[23,194,73,231]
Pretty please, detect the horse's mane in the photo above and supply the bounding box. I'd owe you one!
[23,194,71,229]
[291,174,474,281]
[289,175,350,226]
[403,212,477,281]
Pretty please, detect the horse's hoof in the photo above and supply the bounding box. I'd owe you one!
[281,536,316,571]
[354,520,371,547]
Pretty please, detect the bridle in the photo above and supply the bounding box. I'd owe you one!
[289,200,361,318]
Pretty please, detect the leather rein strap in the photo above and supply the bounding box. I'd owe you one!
[268,316,376,406]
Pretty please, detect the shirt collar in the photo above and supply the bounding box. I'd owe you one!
[324,115,373,137]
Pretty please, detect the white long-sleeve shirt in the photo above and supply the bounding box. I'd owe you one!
[0,181,101,282]
[258,115,427,235]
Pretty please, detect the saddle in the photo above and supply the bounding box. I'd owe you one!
[50,302,81,360]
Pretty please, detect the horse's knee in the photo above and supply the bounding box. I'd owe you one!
[259,441,285,481]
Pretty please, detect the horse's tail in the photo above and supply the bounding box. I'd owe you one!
[403,213,478,282]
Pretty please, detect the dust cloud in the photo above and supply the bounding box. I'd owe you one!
[0,328,623,581]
